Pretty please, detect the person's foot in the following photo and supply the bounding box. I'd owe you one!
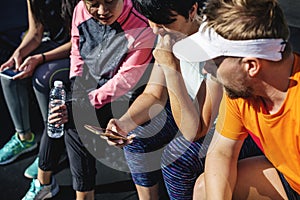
[22,177,59,200]
[24,157,39,179]
[0,133,37,165]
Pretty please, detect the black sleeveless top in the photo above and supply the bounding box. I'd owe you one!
[33,0,70,44]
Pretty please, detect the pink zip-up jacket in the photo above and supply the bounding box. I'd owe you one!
[70,0,156,109]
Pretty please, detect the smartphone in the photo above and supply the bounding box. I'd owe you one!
[84,124,128,141]
[0,68,24,79]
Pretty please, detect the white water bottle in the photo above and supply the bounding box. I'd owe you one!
[47,80,66,138]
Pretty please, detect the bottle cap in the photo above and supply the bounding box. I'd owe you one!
[54,80,63,87]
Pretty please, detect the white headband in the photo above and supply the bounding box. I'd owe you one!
[173,22,286,62]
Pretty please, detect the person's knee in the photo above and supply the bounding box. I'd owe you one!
[193,174,206,200]
[76,190,94,200]
[32,65,49,94]
[136,184,159,200]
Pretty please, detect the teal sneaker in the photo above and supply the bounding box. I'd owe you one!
[24,157,39,179]
[22,177,59,200]
[0,133,37,165]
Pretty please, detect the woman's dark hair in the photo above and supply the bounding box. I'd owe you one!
[29,0,79,33]
[132,0,205,24]
[29,0,45,25]
[61,0,80,33]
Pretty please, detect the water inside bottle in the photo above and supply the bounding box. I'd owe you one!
[47,99,65,138]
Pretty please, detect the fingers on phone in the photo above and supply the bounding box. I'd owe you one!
[84,124,133,147]
[13,71,26,80]
[102,132,133,147]
[127,134,136,140]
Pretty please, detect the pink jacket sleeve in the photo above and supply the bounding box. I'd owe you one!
[88,28,155,109]
[69,2,87,78]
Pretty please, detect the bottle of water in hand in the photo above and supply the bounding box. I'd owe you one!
[47,80,66,138]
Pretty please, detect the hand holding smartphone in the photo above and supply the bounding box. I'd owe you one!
[84,124,128,141]
[0,67,25,79]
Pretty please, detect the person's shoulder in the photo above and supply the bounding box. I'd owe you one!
[74,1,85,11]
[73,1,92,26]
[130,7,149,25]
[119,0,149,29]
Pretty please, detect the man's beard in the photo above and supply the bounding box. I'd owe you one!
[224,85,253,99]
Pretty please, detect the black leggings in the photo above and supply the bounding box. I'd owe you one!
[40,100,129,192]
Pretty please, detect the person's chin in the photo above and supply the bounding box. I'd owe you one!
[99,16,113,25]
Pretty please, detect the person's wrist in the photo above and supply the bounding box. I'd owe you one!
[160,64,179,75]
[118,117,138,133]
[40,53,46,64]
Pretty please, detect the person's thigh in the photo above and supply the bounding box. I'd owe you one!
[161,134,210,200]
[233,155,288,200]
[32,58,70,121]
[124,101,179,187]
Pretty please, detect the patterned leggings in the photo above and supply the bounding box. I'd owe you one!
[124,102,263,200]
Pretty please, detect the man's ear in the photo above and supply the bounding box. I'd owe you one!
[189,2,198,20]
[242,57,261,78]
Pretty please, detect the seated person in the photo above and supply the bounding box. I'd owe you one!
[172,0,300,199]
[103,0,262,199]
[22,0,156,199]
[0,0,75,175]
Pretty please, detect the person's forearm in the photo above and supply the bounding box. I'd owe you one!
[16,0,44,58]
[119,92,167,132]
[203,132,242,200]
[42,42,72,62]
[162,66,201,141]
[13,25,43,60]
[118,64,168,132]
[205,151,237,200]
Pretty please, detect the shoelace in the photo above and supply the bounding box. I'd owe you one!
[4,136,25,151]
[24,180,37,199]
[29,180,36,193]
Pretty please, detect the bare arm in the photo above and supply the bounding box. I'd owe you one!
[39,41,71,62]
[2,0,72,78]
[153,34,223,141]
[16,0,44,61]
[204,130,243,200]
[106,63,168,135]
[0,0,44,72]
[15,41,72,79]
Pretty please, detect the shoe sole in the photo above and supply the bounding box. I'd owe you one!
[0,143,38,165]
[24,170,37,179]
[24,158,38,179]
[42,184,59,200]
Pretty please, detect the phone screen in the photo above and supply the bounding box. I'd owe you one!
[0,68,23,79]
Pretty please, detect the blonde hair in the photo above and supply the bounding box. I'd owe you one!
[203,0,289,41]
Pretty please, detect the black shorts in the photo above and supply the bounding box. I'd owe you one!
[277,170,300,200]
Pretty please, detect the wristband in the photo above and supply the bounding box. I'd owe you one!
[41,53,46,63]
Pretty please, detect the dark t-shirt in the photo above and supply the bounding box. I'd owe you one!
[38,0,70,44]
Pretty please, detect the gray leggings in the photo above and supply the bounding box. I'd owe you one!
[1,41,70,134]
